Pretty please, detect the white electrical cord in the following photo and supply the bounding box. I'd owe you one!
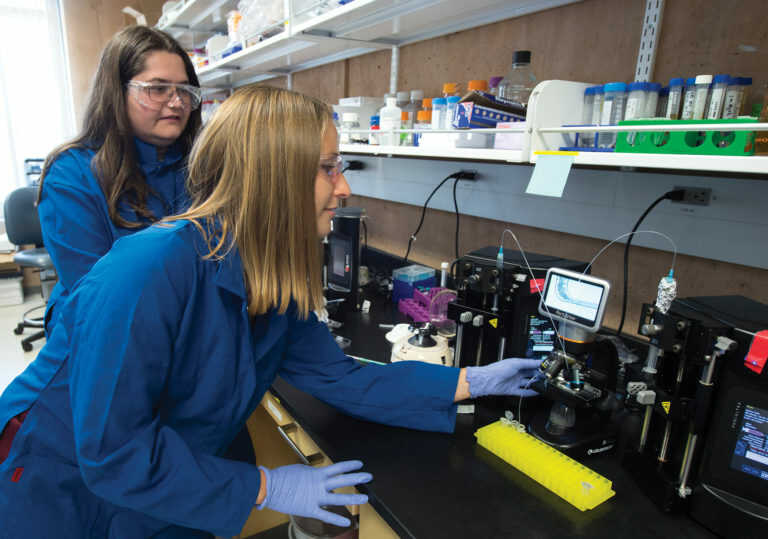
[582,230,678,276]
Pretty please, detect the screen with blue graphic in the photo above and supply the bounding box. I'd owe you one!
[730,404,768,482]
[543,272,605,325]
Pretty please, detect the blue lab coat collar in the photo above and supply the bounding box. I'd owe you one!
[214,246,247,300]
[133,137,183,167]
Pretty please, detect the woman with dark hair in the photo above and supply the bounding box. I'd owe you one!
[0,86,540,538]
[37,24,202,334]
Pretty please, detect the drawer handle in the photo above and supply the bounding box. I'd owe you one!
[276,424,324,466]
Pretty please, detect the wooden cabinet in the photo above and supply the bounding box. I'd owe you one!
[229,392,399,538]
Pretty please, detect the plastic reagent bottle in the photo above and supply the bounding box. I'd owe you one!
[497,50,536,106]
[444,96,461,129]
[706,74,730,119]
[666,77,685,119]
[413,110,431,146]
[722,77,741,119]
[431,97,446,130]
[379,97,402,146]
[581,86,599,147]
[591,85,605,145]
[680,78,697,120]
[624,82,648,120]
[692,74,713,120]
[488,76,504,96]
[644,82,661,118]
[599,82,628,148]
[369,115,379,145]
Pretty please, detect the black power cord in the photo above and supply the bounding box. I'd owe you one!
[403,170,477,265]
[615,188,685,336]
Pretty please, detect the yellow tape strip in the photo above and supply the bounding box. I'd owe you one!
[534,150,579,156]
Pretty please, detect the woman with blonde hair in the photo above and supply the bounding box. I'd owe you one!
[0,86,540,538]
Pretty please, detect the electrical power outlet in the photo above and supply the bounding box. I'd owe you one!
[672,186,712,206]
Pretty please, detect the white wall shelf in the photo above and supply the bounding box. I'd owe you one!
[340,143,527,163]
[162,0,582,86]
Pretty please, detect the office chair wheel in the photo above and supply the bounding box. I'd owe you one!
[22,341,33,352]
[14,323,24,335]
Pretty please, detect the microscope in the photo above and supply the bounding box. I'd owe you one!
[528,267,619,458]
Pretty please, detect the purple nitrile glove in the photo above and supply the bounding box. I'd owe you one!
[465,358,544,398]
[258,460,372,527]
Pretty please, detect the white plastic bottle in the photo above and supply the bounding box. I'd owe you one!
[378,96,402,146]
[599,82,628,148]
[431,98,446,130]
[497,50,536,106]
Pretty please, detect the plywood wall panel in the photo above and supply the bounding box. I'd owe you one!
[398,0,644,99]
[655,0,768,110]
[61,0,172,125]
[347,49,391,98]
[291,62,346,105]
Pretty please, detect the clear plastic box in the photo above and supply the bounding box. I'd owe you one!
[393,264,435,283]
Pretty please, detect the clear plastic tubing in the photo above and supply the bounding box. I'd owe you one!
[644,82,661,118]
[431,97,446,130]
[444,96,461,129]
[692,74,712,120]
[680,77,697,120]
[666,77,685,119]
[581,86,600,146]
[624,81,648,120]
[706,74,730,119]
[599,82,627,148]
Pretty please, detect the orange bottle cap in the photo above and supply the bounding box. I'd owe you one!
[443,82,458,94]
[401,111,409,121]
[468,79,489,91]
[416,110,430,122]
[422,98,432,108]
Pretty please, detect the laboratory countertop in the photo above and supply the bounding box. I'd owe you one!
[269,296,717,539]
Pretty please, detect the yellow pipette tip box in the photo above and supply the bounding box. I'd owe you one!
[475,420,616,511]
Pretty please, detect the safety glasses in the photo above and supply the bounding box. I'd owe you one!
[319,154,344,182]
[126,80,202,111]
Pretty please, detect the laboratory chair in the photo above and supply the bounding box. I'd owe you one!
[3,186,56,352]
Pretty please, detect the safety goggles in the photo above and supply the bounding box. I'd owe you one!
[319,155,344,182]
[126,80,202,111]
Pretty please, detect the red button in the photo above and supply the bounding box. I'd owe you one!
[530,279,545,295]
[745,330,768,374]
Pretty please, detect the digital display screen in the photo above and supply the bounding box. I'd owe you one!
[331,241,348,278]
[543,272,605,325]
[526,315,555,359]
[730,404,768,482]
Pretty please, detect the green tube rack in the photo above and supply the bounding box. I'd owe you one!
[475,420,615,511]
[615,118,757,156]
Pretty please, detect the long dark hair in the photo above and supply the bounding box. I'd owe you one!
[38,25,202,228]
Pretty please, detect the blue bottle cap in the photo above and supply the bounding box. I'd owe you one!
[628,81,646,91]
[648,82,662,92]
[713,74,730,84]
[738,77,753,86]
[592,85,605,94]
[432,97,447,105]
[584,86,597,96]
[685,77,696,86]
[370,115,380,125]
[669,77,685,87]
[604,82,627,93]
[446,96,461,104]
[660,86,669,96]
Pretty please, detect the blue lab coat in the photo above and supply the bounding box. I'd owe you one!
[37,137,188,336]
[0,220,460,538]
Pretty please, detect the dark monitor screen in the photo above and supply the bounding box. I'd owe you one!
[730,404,768,482]
[525,314,556,360]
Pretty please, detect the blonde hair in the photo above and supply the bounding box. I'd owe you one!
[168,86,331,318]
